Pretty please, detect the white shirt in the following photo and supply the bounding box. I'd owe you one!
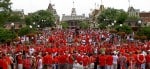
[38,59,43,69]
[113,55,118,64]
[73,63,83,69]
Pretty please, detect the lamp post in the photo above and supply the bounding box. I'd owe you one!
[29,25,32,29]
[11,23,15,29]
[138,20,142,27]
[11,23,15,42]
[120,24,123,27]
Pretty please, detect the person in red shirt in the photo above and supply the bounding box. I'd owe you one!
[99,52,107,69]
[146,50,150,69]
[136,51,146,69]
[16,52,23,69]
[106,54,113,69]
[23,56,32,69]
[67,53,74,69]
[127,52,136,69]
[82,53,90,69]
[42,52,53,69]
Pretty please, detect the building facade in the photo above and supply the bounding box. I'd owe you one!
[139,12,150,26]
[61,6,87,29]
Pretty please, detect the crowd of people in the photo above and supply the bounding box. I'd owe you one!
[0,29,150,69]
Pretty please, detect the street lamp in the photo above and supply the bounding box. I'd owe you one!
[112,23,114,26]
[138,20,142,27]
[11,23,15,27]
[120,24,123,27]
[114,20,116,24]
[29,25,32,29]
[37,25,40,28]
[33,22,35,25]
[11,23,15,42]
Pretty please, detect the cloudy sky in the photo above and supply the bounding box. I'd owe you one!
[11,0,150,16]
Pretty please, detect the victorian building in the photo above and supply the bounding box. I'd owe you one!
[126,6,141,27]
[61,2,87,29]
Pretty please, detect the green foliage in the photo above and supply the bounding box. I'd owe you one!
[61,22,69,29]
[0,0,12,26]
[25,16,33,25]
[7,12,23,22]
[18,26,34,36]
[116,10,128,24]
[97,8,128,25]
[98,23,107,29]
[0,28,16,43]
[137,27,150,39]
[25,10,55,28]
[79,21,89,29]
[115,25,132,34]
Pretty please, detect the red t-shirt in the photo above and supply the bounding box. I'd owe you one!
[82,56,89,66]
[99,55,106,66]
[106,55,113,65]
[23,58,31,69]
[43,54,53,65]
[146,54,150,63]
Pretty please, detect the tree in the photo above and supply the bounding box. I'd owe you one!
[25,10,55,28]
[97,8,128,25]
[0,28,16,43]
[79,21,89,29]
[18,26,34,36]
[115,25,132,34]
[0,0,12,26]
[7,11,23,22]
[61,22,68,29]
[98,22,107,30]
[116,10,128,24]
[137,27,150,39]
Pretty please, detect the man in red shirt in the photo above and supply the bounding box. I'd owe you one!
[136,51,146,69]
[99,52,106,69]
[82,53,90,69]
[23,56,32,69]
[17,52,23,69]
[106,54,113,69]
[43,52,53,69]
[146,50,150,69]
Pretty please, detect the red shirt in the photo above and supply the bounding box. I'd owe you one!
[43,54,53,65]
[99,55,106,66]
[58,54,67,64]
[136,54,145,64]
[106,55,113,65]
[17,55,23,64]
[82,55,89,66]
[146,54,150,63]
[23,58,31,69]
[68,54,74,64]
